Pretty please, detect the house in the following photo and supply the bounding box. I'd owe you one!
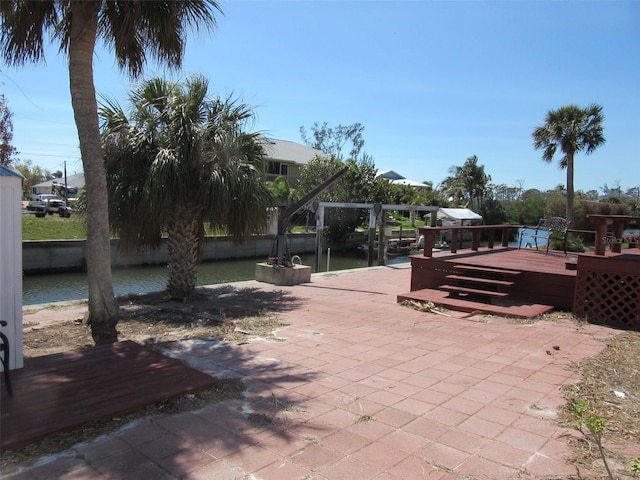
[262,138,326,186]
[30,139,325,195]
[376,170,429,191]
[31,173,85,199]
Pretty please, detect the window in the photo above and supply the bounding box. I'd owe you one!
[267,162,288,176]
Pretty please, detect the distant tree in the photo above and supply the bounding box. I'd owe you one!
[480,196,506,226]
[600,182,623,203]
[0,0,222,344]
[493,184,519,202]
[442,155,491,211]
[626,186,640,214]
[101,76,274,301]
[0,93,17,166]
[515,179,526,199]
[503,188,545,225]
[13,159,51,198]
[583,190,600,201]
[300,122,365,160]
[532,104,605,222]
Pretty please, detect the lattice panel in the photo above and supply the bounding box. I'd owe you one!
[574,270,640,329]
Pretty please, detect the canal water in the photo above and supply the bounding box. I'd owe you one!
[22,251,410,306]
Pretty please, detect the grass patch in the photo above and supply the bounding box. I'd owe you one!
[22,214,87,241]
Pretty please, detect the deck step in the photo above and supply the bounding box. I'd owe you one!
[452,264,521,277]
[397,288,555,319]
[445,274,514,288]
[439,285,509,298]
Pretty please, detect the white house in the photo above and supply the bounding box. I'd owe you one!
[376,170,429,190]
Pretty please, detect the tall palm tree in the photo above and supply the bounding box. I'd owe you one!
[100,76,275,301]
[533,104,605,222]
[0,1,221,344]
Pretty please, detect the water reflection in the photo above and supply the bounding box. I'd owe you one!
[23,251,410,306]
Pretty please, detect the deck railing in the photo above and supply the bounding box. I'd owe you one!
[418,225,522,257]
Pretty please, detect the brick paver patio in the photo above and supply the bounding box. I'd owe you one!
[3,264,615,479]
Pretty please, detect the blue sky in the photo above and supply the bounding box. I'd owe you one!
[2,0,638,193]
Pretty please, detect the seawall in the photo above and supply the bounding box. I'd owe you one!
[22,232,369,274]
[22,234,317,274]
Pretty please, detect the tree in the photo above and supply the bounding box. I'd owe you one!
[0,93,17,166]
[296,154,391,245]
[0,1,222,344]
[442,155,491,211]
[300,122,365,160]
[13,159,52,198]
[532,104,605,222]
[100,75,274,301]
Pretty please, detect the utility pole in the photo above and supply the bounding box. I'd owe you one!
[63,161,68,203]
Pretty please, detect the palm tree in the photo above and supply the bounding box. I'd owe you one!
[443,156,490,211]
[0,1,221,344]
[532,104,605,222]
[100,76,274,301]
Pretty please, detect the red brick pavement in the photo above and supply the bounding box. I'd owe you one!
[3,265,618,479]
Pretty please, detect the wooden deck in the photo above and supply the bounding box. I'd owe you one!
[1,341,218,451]
[425,246,579,275]
[402,247,578,313]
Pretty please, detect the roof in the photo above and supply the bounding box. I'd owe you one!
[31,139,323,187]
[438,207,483,221]
[0,165,24,178]
[33,173,86,189]
[376,170,405,180]
[376,170,427,188]
[390,178,429,188]
[262,138,326,166]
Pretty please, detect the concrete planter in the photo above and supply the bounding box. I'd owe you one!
[255,263,312,286]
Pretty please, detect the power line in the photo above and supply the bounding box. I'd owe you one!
[18,151,79,159]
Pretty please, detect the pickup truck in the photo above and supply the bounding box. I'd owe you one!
[27,194,70,217]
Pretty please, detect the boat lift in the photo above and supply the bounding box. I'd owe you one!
[271,167,349,267]
[310,202,440,270]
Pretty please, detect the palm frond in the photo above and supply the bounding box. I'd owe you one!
[0,1,60,65]
[99,0,222,78]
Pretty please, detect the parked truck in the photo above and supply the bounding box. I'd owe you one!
[27,194,71,217]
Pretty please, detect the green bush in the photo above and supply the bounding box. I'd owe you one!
[550,232,585,253]
[573,201,630,231]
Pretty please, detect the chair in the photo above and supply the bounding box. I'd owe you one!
[519,217,570,255]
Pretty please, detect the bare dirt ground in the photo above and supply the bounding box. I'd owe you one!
[5,288,640,479]
[558,329,640,479]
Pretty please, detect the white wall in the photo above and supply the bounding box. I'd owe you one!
[0,172,24,370]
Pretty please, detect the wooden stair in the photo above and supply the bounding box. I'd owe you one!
[438,264,521,304]
[398,261,556,318]
[397,288,555,319]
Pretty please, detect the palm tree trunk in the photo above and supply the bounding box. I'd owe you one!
[566,152,575,222]
[68,1,119,344]
[166,204,202,301]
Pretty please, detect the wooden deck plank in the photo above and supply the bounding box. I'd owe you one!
[444,275,515,287]
[430,247,578,276]
[1,341,218,451]
[439,285,509,298]
[450,264,522,276]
